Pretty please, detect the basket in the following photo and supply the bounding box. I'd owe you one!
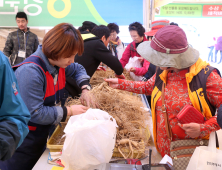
[47,122,66,152]
[112,125,151,159]
[47,123,151,158]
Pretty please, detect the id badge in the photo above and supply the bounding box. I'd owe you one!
[18,50,26,58]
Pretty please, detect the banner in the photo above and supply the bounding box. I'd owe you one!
[156,3,222,18]
[0,0,143,27]
[202,5,222,17]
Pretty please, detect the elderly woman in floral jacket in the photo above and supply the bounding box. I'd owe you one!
[105,25,222,157]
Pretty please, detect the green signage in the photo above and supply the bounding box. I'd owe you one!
[156,3,222,18]
[160,4,202,17]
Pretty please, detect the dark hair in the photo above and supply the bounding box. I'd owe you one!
[107,23,120,34]
[42,23,84,60]
[129,22,145,37]
[147,36,153,40]
[16,12,27,21]
[170,22,179,26]
[91,25,110,39]
[78,21,97,32]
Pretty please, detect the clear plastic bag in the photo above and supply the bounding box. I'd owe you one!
[125,57,143,81]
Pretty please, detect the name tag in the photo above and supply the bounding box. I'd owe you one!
[18,50,26,58]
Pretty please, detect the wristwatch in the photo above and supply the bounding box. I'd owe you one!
[81,85,91,91]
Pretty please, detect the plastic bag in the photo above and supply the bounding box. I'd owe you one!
[125,56,143,81]
[61,108,118,170]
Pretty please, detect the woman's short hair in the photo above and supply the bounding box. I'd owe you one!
[42,23,84,60]
[107,23,120,34]
[129,22,145,37]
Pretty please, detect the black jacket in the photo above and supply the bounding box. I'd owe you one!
[74,32,123,77]
[143,63,156,80]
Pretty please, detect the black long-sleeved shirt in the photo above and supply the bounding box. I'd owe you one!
[75,32,123,77]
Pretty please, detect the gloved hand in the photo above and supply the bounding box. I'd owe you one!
[115,74,125,79]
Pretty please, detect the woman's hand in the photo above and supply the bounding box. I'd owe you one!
[129,67,136,73]
[80,90,99,108]
[67,105,89,116]
[179,123,201,138]
[104,78,119,89]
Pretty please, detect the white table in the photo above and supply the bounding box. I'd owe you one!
[32,149,55,170]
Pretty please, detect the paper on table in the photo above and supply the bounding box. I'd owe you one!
[51,166,64,170]
[159,154,173,166]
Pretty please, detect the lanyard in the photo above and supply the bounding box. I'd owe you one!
[17,30,29,50]
[53,74,60,105]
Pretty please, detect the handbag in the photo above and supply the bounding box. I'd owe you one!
[176,105,205,124]
[186,130,222,170]
[161,83,208,170]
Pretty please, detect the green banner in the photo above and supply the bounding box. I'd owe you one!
[0,0,108,27]
[156,3,222,18]
[157,4,202,17]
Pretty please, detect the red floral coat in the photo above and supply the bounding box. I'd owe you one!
[117,69,222,157]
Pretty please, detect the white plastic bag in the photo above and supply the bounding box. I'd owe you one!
[61,108,118,170]
[125,56,143,81]
[186,130,222,170]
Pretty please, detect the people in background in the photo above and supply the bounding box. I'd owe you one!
[215,36,222,64]
[78,21,97,33]
[170,22,179,26]
[0,23,96,170]
[0,51,30,161]
[3,12,39,66]
[107,23,125,60]
[105,25,222,158]
[207,37,216,63]
[120,22,149,76]
[66,25,124,98]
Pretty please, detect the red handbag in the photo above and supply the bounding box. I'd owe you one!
[176,105,205,124]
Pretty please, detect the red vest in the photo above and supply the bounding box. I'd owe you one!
[13,56,66,107]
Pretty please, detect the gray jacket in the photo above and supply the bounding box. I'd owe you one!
[3,28,39,66]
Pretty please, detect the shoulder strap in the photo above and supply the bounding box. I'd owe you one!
[154,67,164,91]
[161,83,173,140]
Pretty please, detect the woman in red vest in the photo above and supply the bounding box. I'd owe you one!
[0,23,96,170]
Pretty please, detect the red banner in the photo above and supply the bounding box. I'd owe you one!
[202,5,222,17]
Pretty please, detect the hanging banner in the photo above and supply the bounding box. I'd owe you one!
[202,5,222,17]
[156,3,222,18]
[155,0,174,8]
[0,0,143,27]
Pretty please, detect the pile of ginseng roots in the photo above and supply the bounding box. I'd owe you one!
[57,69,150,159]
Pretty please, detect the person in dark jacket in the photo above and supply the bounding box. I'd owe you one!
[0,51,30,161]
[3,12,39,66]
[66,25,124,98]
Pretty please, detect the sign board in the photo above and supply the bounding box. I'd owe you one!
[202,5,222,17]
[156,3,222,18]
[0,0,143,27]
